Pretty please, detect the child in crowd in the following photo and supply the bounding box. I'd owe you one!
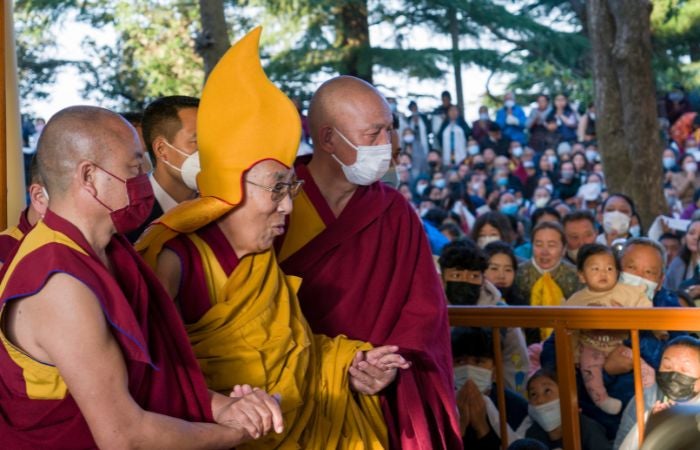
[565,243,659,415]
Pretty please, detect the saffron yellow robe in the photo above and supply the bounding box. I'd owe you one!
[139,226,387,449]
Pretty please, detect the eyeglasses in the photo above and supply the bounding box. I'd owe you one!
[245,178,305,202]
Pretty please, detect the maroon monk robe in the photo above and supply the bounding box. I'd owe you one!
[279,162,462,450]
[0,210,213,448]
[0,207,33,264]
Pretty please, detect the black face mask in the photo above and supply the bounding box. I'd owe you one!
[428,161,438,169]
[445,282,481,306]
[656,371,699,402]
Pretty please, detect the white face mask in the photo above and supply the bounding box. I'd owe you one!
[454,364,469,391]
[512,146,523,158]
[403,134,415,144]
[333,128,392,186]
[416,183,428,196]
[465,364,493,394]
[619,271,658,300]
[534,197,550,208]
[504,100,515,108]
[477,235,500,249]
[468,145,481,156]
[684,162,698,174]
[163,141,200,191]
[41,187,49,201]
[602,210,631,235]
[529,399,562,432]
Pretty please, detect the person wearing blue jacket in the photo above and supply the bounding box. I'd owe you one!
[496,92,527,144]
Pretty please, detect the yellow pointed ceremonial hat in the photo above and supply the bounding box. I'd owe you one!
[197,25,301,205]
[136,26,301,241]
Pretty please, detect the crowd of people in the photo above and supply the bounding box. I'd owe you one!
[4,24,700,450]
[386,85,700,447]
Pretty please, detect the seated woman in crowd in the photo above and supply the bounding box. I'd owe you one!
[521,369,610,450]
[453,327,529,449]
[515,222,582,344]
[665,218,700,292]
[597,193,636,247]
[472,211,516,248]
[484,241,526,306]
[440,239,529,393]
[669,153,700,207]
[514,206,563,260]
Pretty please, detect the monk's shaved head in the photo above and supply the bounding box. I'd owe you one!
[37,106,138,196]
[308,76,389,137]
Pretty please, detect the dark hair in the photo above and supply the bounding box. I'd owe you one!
[507,439,549,450]
[440,222,464,241]
[438,239,488,272]
[531,207,562,227]
[483,241,519,272]
[441,90,451,99]
[530,221,567,246]
[451,327,494,359]
[576,243,618,272]
[142,95,200,160]
[679,219,700,266]
[120,111,143,125]
[602,192,637,216]
[562,210,596,228]
[659,232,681,244]
[424,208,447,227]
[471,211,515,244]
[488,122,502,132]
[408,100,417,110]
[526,368,558,392]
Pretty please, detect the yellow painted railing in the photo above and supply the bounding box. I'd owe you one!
[448,306,700,450]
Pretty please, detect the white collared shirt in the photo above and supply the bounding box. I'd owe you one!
[149,174,178,213]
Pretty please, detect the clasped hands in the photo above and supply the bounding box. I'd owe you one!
[349,345,412,395]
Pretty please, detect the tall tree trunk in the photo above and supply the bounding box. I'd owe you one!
[336,1,372,83]
[448,7,464,116]
[587,0,665,230]
[196,0,230,80]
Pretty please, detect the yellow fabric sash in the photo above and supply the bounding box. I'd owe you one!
[530,272,565,340]
[147,231,387,449]
[277,189,326,263]
[0,224,24,242]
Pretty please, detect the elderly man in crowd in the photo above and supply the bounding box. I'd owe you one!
[138,28,409,449]
[0,105,284,448]
[276,75,461,448]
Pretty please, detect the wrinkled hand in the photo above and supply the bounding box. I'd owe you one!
[349,345,411,395]
[603,345,633,376]
[215,388,284,440]
[465,380,490,438]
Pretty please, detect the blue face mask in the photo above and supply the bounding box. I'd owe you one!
[497,177,508,187]
[500,203,519,216]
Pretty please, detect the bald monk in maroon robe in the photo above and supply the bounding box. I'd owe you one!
[0,106,283,448]
[277,76,462,449]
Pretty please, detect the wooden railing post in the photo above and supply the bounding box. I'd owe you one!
[554,327,581,450]
[631,330,646,446]
[492,327,509,450]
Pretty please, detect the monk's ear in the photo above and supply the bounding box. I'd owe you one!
[315,125,336,155]
[78,161,98,196]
